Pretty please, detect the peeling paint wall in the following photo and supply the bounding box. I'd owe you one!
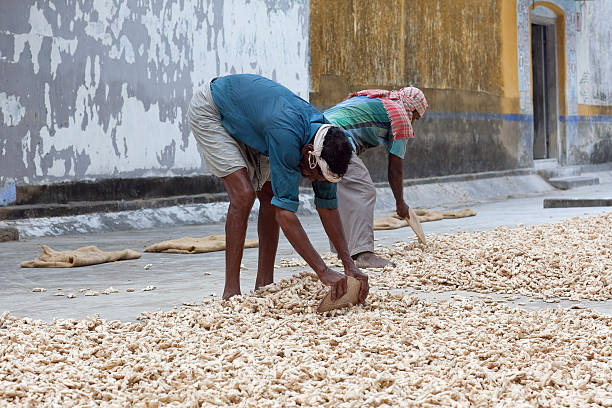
[577,0,612,106]
[0,0,310,185]
[574,0,612,164]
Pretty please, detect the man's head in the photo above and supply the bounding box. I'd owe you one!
[299,126,352,182]
[398,87,427,122]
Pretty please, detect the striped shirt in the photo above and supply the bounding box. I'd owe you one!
[324,96,408,159]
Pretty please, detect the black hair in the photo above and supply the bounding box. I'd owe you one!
[320,126,353,177]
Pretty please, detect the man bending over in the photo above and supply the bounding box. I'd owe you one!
[188,74,369,302]
[324,87,428,268]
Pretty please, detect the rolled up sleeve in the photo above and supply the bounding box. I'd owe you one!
[388,136,408,159]
[312,180,338,209]
[271,195,299,212]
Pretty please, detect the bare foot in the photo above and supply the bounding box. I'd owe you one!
[353,252,392,269]
[254,278,273,291]
[222,287,241,300]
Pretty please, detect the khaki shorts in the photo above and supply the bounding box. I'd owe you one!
[187,79,271,191]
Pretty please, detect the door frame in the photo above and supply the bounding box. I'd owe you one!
[530,14,560,161]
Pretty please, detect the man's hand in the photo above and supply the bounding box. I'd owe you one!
[316,207,368,303]
[396,200,411,219]
[317,267,347,301]
[345,265,369,304]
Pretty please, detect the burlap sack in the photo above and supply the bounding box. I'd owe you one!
[21,245,141,268]
[317,276,361,313]
[145,235,258,254]
[373,208,476,230]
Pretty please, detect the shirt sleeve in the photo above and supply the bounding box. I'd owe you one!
[267,128,302,212]
[387,134,408,159]
[312,180,338,209]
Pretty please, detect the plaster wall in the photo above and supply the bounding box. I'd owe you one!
[310,0,526,180]
[577,0,612,106]
[0,0,310,185]
[517,0,612,165]
[574,0,612,164]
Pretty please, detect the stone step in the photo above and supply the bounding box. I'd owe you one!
[547,176,599,190]
[544,198,612,208]
[533,158,559,171]
[534,161,582,180]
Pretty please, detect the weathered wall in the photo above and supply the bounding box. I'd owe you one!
[577,0,612,106]
[0,0,310,185]
[310,0,406,102]
[517,0,611,166]
[310,0,526,180]
[517,0,576,165]
[310,0,509,103]
[575,0,612,164]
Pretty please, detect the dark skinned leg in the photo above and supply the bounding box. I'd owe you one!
[220,168,255,300]
[255,181,279,289]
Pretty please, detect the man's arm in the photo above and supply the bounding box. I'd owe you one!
[316,207,369,303]
[388,153,410,219]
[275,208,348,301]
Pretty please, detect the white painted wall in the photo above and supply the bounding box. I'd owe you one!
[0,0,310,184]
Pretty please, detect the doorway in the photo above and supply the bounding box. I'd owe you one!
[530,12,559,160]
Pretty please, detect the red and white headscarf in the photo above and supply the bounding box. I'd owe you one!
[345,87,428,140]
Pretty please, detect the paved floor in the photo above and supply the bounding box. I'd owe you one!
[1,182,610,322]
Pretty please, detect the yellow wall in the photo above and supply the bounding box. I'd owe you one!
[310,0,407,104]
[577,105,612,116]
[310,0,520,114]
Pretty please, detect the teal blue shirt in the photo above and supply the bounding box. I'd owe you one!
[210,74,337,212]
[324,96,408,158]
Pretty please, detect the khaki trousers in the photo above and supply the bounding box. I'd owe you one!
[331,153,376,256]
[188,79,270,191]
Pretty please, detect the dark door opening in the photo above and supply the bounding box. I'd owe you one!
[531,22,558,160]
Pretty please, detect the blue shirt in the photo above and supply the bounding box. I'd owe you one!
[324,96,408,158]
[210,74,337,212]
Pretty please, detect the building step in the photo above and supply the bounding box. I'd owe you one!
[544,198,612,208]
[534,160,582,180]
[547,176,599,190]
[533,158,559,171]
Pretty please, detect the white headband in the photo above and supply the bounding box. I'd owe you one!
[308,124,342,183]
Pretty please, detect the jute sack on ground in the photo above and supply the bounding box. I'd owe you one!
[21,245,141,268]
[374,208,476,230]
[145,235,258,254]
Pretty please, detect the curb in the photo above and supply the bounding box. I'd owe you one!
[0,193,228,221]
[378,168,536,188]
[1,169,539,221]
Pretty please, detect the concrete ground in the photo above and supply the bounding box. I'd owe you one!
[1,181,610,322]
